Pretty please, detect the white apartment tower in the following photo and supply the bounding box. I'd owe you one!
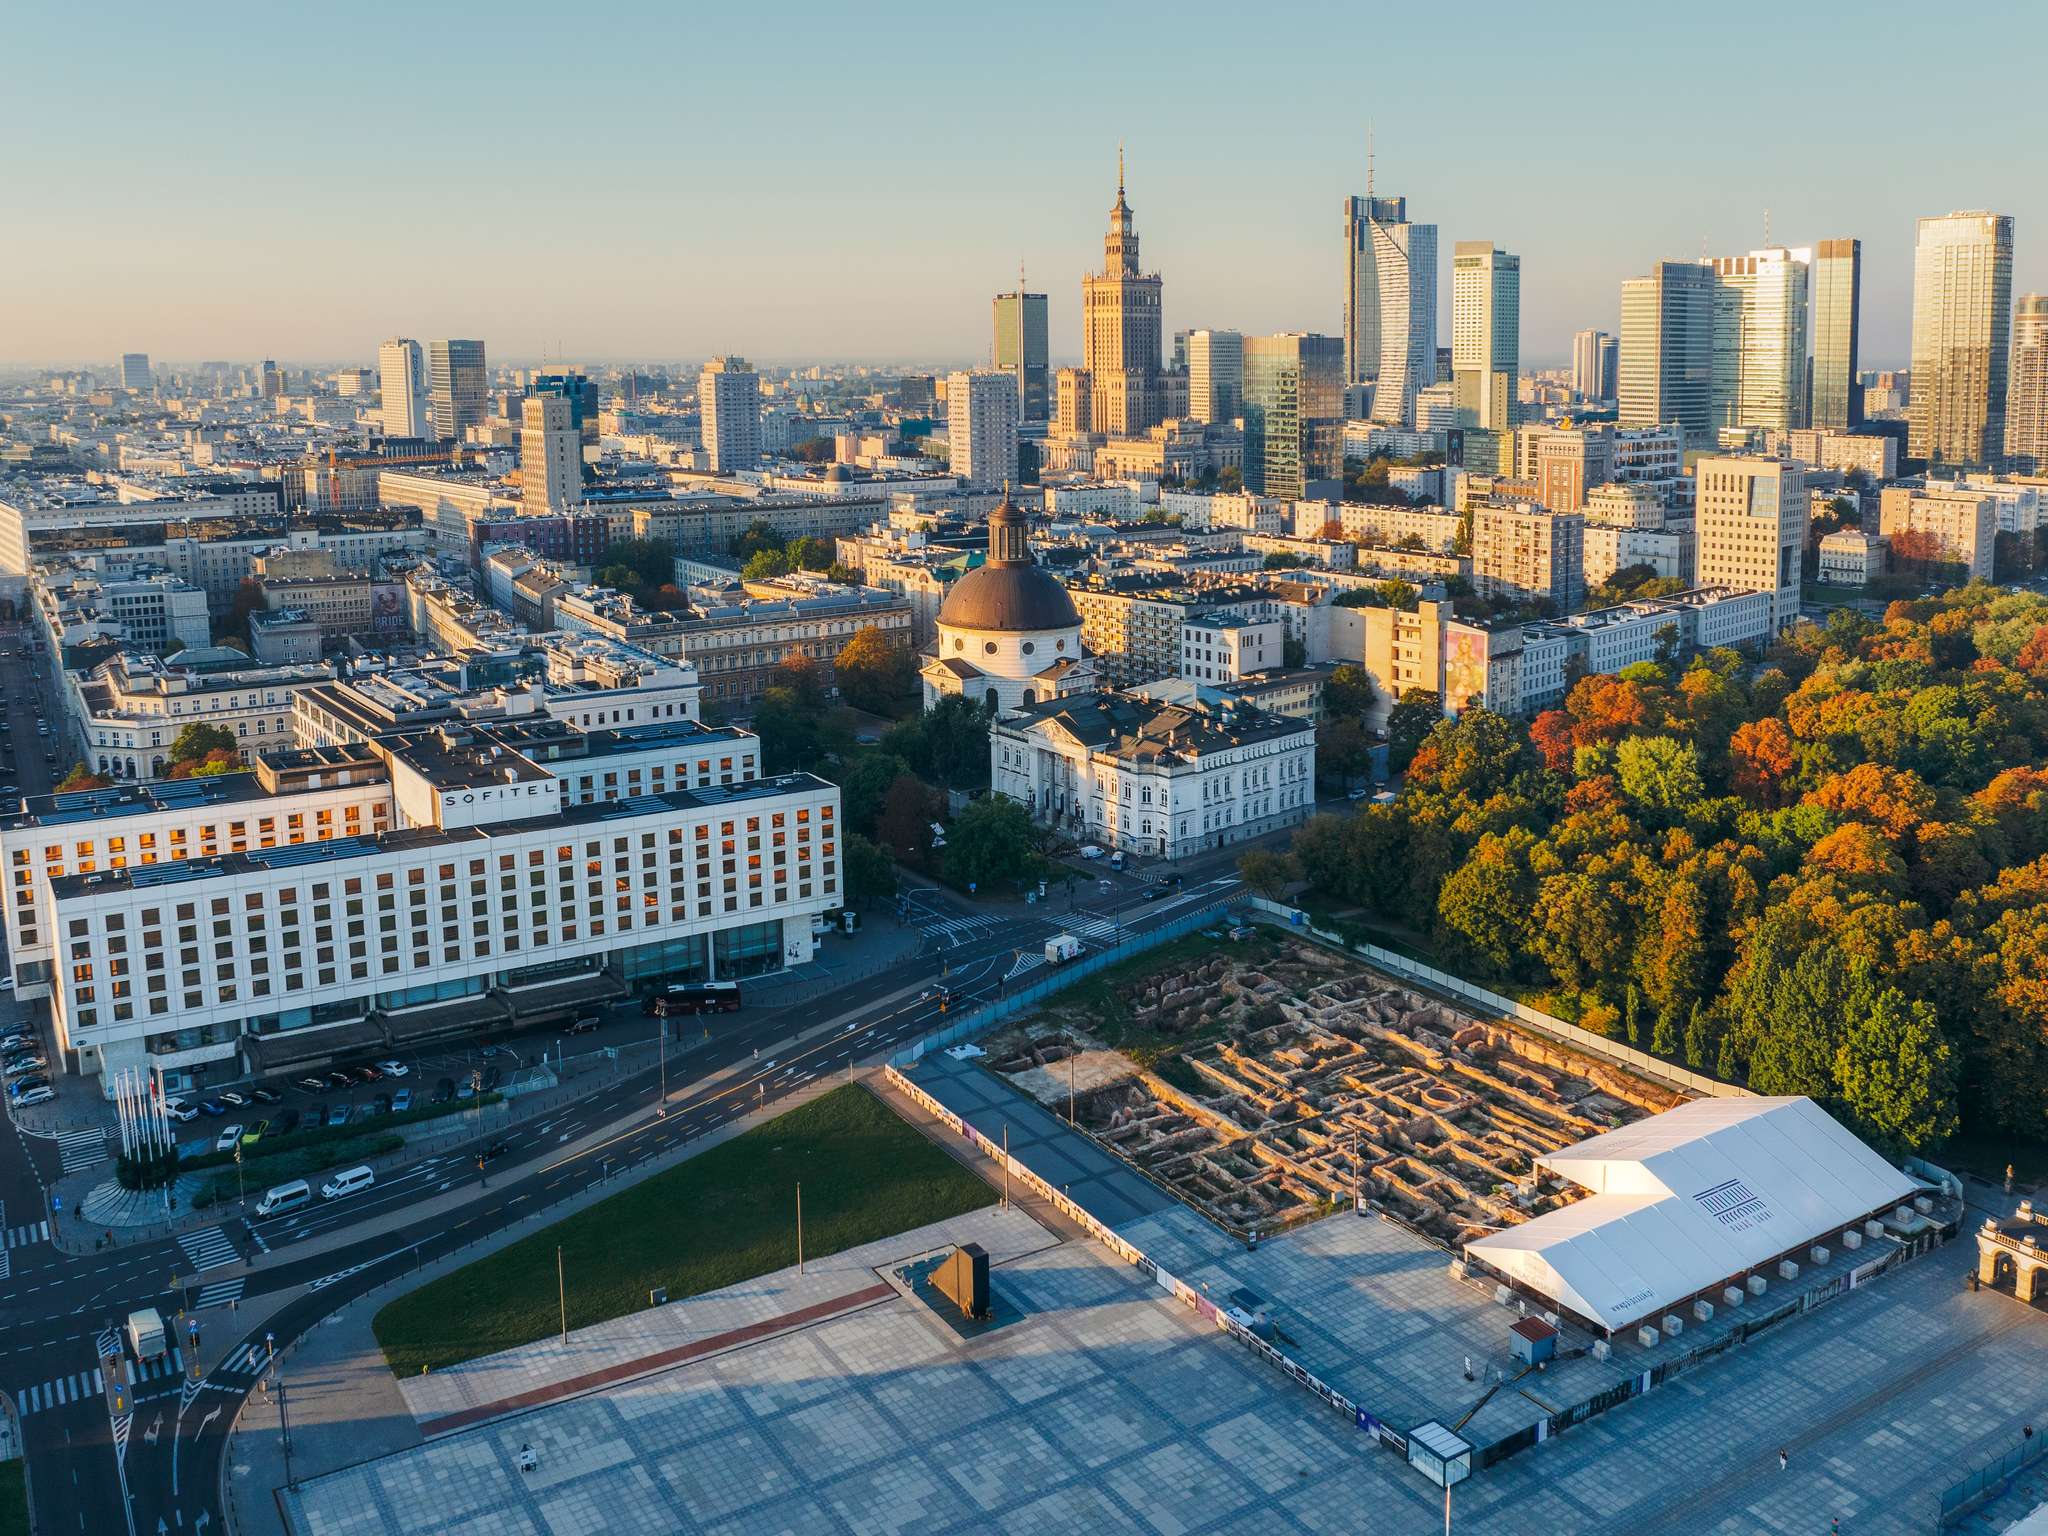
[521,394,581,511]
[945,370,1020,487]
[1453,242,1520,433]
[118,353,152,392]
[1571,329,1617,403]
[1694,455,1805,631]
[1187,330,1244,424]
[699,356,762,472]
[378,338,429,439]
[2004,294,2048,473]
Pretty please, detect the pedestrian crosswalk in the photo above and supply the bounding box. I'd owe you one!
[4,1220,49,1249]
[1005,952,1045,982]
[15,1368,104,1416]
[54,1127,108,1173]
[193,1277,244,1310]
[1067,914,1122,944]
[216,1340,273,1379]
[176,1225,239,1274]
[127,1348,183,1387]
[920,913,1005,946]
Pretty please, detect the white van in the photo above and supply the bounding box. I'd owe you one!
[256,1179,311,1218]
[320,1165,374,1201]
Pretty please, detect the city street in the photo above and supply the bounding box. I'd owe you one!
[0,866,1244,1535]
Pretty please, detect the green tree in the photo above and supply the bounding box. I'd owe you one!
[1325,664,1380,720]
[943,796,1038,891]
[742,548,793,581]
[1833,987,1959,1153]
[1436,831,1532,975]
[834,625,914,714]
[1373,580,1420,611]
[875,774,939,863]
[842,833,897,906]
[753,687,821,774]
[1650,1003,1679,1058]
[1236,849,1298,901]
[1615,735,1705,817]
[55,764,111,792]
[788,536,835,571]
[1385,690,1440,774]
[731,521,783,561]
[839,752,909,837]
[170,723,238,765]
[1623,984,1643,1046]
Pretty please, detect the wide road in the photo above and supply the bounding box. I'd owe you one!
[2,870,1243,1536]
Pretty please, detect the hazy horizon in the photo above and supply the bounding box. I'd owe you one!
[5,0,2042,372]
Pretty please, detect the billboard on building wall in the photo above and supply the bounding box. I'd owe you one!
[371,583,407,633]
[1444,628,1491,714]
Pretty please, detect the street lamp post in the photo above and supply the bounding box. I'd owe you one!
[796,1182,804,1274]
[657,1016,667,1118]
[278,1378,296,1490]
[556,1246,567,1345]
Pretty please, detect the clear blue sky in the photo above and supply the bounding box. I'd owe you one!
[5,0,2042,370]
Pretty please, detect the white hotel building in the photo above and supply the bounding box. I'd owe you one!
[4,708,835,1095]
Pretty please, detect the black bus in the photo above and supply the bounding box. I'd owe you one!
[646,980,743,1017]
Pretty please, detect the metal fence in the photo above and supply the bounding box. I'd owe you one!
[1235,898,1748,1101]
[1938,1430,2048,1526]
[888,893,1241,1068]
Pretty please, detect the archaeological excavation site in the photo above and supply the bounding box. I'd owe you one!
[986,933,1685,1245]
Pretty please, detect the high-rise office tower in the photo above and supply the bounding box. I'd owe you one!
[1620,262,1716,445]
[428,339,488,440]
[1709,247,1811,437]
[118,353,151,392]
[533,371,600,446]
[1453,243,1519,434]
[1186,330,1244,424]
[1809,238,1862,430]
[1694,455,1805,631]
[1082,150,1163,437]
[1241,333,1344,500]
[698,356,761,471]
[520,394,581,511]
[378,339,429,439]
[946,370,1020,487]
[1343,192,1406,386]
[260,359,284,399]
[993,284,1050,423]
[1365,207,1438,428]
[1910,211,2015,469]
[1570,330,1617,402]
[2008,294,2048,473]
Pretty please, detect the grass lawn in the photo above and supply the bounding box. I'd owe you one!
[372,1084,992,1378]
[0,1460,26,1536]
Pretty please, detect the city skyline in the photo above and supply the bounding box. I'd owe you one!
[5,0,2042,368]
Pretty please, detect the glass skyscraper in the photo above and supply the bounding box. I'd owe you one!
[1242,333,1343,500]
[428,339,488,441]
[992,289,1049,423]
[1809,239,1862,431]
[1910,211,2014,469]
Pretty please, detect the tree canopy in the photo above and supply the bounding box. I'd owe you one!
[1282,581,2048,1153]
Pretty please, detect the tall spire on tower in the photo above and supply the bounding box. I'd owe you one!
[1367,121,1375,197]
[1118,141,1125,201]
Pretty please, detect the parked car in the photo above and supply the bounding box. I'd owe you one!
[324,1071,352,1090]
[433,1077,455,1104]
[11,1085,52,1108]
[215,1125,244,1152]
[162,1097,198,1123]
[0,1032,33,1052]
[294,1077,327,1094]
[250,1086,281,1104]
[352,1065,381,1084]
[8,1076,51,1100]
[200,1099,228,1117]
[218,1090,249,1109]
[4,1056,47,1078]
[325,1103,350,1128]
[1078,844,1105,860]
[374,1059,408,1078]
[455,1078,476,1100]
[240,1121,268,1147]
[390,1089,411,1114]
[373,1093,391,1116]
[565,1016,600,1036]
[274,1108,302,1135]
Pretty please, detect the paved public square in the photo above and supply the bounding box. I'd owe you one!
[275,1066,2048,1536]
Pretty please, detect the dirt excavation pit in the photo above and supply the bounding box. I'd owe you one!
[988,935,1685,1245]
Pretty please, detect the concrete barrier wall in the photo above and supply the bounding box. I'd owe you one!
[1237,898,1750,1101]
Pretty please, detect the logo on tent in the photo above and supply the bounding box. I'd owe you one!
[1694,1177,1769,1232]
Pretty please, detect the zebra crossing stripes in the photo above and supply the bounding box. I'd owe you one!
[216,1340,273,1378]
[15,1368,105,1416]
[127,1348,183,1386]
[5,1220,49,1248]
[1067,914,1122,944]
[54,1127,108,1173]
[176,1225,240,1274]
[920,913,1004,946]
[193,1277,244,1310]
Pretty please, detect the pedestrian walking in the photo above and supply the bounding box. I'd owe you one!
[1778,1447,1788,1472]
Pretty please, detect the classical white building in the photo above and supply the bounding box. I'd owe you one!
[921,495,1094,715]
[991,686,1314,860]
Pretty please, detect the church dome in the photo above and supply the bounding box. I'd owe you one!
[934,488,1080,633]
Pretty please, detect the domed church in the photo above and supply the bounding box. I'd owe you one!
[920,488,1095,716]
